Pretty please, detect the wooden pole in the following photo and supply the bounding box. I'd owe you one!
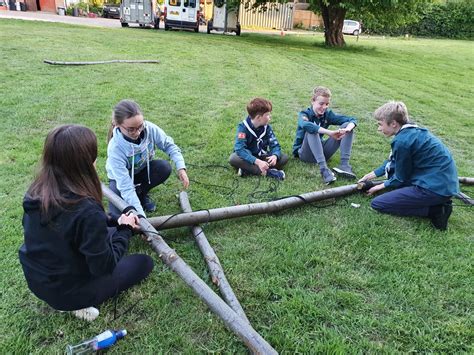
[459,177,474,185]
[102,184,277,354]
[44,59,160,65]
[179,191,250,323]
[149,184,359,230]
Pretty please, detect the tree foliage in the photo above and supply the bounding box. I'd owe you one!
[245,0,431,46]
[311,0,430,46]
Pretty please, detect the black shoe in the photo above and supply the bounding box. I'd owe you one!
[266,168,285,181]
[141,195,156,213]
[333,164,356,180]
[428,201,452,231]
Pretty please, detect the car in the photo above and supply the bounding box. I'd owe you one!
[102,3,121,19]
[342,19,361,36]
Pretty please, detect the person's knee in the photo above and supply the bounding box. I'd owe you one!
[141,255,154,276]
[277,154,289,167]
[150,160,172,182]
[160,160,172,178]
[371,196,389,213]
[229,153,239,168]
[133,254,154,280]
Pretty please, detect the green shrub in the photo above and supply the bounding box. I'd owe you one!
[356,1,473,39]
[409,1,474,39]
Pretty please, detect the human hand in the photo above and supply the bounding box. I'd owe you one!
[367,183,385,196]
[328,130,344,140]
[266,155,278,167]
[337,127,352,139]
[178,169,189,189]
[118,213,140,230]
[358,171,376,183]
[255,159,269,173]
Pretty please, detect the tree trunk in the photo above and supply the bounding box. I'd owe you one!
[318,0,346,47]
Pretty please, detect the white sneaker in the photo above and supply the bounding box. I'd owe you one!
[71,307,100,321]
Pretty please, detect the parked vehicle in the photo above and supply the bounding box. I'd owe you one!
[120,0,160,28]
[342,19,361,36]
[103,3,121,19]
[207,0,240,36]
[163,0,200,32]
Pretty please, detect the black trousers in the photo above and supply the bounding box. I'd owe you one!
[109,159,172,215]
[30,253,154,311]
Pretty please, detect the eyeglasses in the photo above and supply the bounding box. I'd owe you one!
[121,122,145,134]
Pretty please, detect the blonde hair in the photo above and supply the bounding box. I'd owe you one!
[374,101,409,125]
[312,86,332,101]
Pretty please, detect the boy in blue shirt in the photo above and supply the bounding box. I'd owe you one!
[293,86,357,185]
[229,98,288,180]
[360,101,459,231]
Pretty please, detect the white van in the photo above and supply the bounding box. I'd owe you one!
[163,0,201,32]
[342,19,361,36]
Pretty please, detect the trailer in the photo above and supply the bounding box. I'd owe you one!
[207,0,240,35]
[120,0,161,29]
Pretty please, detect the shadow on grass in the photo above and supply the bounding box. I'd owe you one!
[239,32,379,56]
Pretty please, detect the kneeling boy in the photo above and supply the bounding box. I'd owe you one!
[229,98,288,180]
[360,101,459,231]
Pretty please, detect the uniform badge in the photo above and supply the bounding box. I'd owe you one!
[238,132,246,139]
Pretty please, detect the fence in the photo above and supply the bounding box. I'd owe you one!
[239,1,294,30]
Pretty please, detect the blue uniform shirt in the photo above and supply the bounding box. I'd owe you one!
[374,125,459,196]
[292,107,357,156]
[233,116,282,165]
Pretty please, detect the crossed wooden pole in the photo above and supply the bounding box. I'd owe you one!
[102,183,277,354]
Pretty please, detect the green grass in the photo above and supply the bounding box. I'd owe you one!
[0,19,473,353]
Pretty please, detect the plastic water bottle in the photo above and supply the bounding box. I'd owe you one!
[66,329,127,354]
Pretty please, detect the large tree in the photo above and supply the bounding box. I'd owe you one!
[310,0,429,46]
[310,0,431,47]
[247,0,429,47]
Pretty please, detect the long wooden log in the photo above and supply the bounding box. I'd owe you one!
[459,177,474,185]
[44,59,160,65]
[102,184,277,354]
[179,191,250,323]
[149,184,360,230]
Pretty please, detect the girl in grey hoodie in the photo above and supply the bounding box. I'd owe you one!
[106,100,189,217]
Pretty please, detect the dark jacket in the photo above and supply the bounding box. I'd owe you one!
[233,116,282,165]
[292,107,357,156]
[19,194,132,310]
[374,124,459,196]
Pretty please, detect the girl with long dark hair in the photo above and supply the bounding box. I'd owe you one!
[19,125,154,321]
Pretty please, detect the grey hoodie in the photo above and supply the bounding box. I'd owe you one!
[106,120,185,216]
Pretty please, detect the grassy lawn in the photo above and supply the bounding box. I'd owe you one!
[0,19,473,353]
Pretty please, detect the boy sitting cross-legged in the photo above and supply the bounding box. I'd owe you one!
[229,98,288,180]
[293,86,358,185]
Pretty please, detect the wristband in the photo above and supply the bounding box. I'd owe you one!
[122,205,136,215]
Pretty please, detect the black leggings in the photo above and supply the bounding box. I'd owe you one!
[89,254,154,307]
[34,254,154,311]
[109,159,172,215]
